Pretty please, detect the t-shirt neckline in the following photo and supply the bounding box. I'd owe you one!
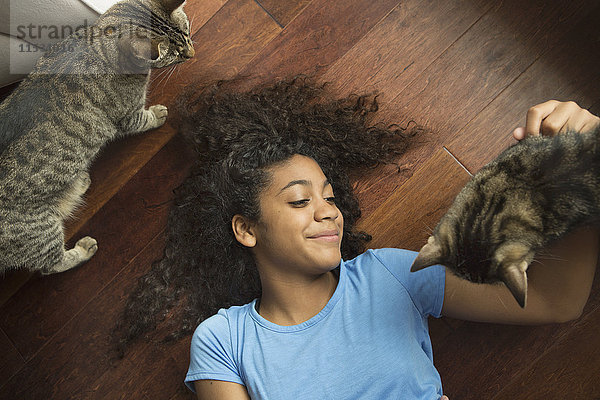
[249,260,346,333]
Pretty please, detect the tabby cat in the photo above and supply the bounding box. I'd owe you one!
[0,0,194,274]
[411,128,600,307]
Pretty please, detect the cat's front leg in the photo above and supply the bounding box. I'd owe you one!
[119,105,168,135]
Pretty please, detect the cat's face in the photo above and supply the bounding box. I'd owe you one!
[103,0,195,70]
[410,207,534,308]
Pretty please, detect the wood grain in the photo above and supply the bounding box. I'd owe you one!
[0,233,169,400]
[382,0,589,139]
[493,279,600,399]
[357,148,471,251]
[65,0,282,240]
[236,0,401,89]
[445,5,600,173]
[256,0,313,27]
[0,328,24,386]
[321,0,493,99]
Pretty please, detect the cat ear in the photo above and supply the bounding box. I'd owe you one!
[160,0,186,14]
[499,261,528,308]
[129,37,161,61]
[411,236,443,272]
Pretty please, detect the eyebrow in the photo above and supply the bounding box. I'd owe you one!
[278,179,330,194]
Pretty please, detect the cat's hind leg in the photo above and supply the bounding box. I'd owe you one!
[119,105,168,134]
[41,236,98,275]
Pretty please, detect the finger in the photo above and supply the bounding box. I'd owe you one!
[526,100,559,136]
[512,126,526,141]
[565,110,589,134]
[540,102,582,135]
[555,104,598,134]
[540,111,570,136]
[581,119,600,134]
[440,396,449,400]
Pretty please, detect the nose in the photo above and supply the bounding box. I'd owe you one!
[182,45,195,59]
[314,198,339,221]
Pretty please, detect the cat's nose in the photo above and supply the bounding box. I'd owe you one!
[182,45,195,59]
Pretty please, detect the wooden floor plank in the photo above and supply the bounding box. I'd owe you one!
[382,0,589,139]
[446,5,600,172]
[0,233,168,400]
[357,148,471,251]
[321,0,493,99]
[235,0,401,89]
[0,135,194,363]
[0,328,24,387]
[255,0,313,27]
[493,280,600,400]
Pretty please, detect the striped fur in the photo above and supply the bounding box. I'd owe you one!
[0,0,193,274]
[411,128,600,307]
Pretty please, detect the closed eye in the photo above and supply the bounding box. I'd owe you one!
[325,196,336,204]
[289,199,309,207]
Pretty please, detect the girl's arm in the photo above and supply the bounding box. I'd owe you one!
[443,225,599,324]
[194,380,251,400]
[442,100,600,324]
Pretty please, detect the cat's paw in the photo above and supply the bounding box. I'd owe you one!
[78,171,91,192]
[75,236,98,261]
[150,104,168,128]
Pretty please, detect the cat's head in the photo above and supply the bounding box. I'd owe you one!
[410,187,539,308]
[100,0,195,70]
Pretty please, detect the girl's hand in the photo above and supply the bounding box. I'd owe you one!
[441,396,449,400]
[512,100,600,140]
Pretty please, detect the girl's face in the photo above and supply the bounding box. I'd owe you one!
[250,154,344,278]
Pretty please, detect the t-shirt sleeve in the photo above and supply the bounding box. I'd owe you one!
[184,311,245,392]
[370,248,445,318]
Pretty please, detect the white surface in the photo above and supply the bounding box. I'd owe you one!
[0,0,108,77]
[80,0,121,14]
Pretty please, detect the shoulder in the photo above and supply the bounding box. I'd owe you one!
[192,303,254,346]
[346,248,445,317]
[344,248,419,278]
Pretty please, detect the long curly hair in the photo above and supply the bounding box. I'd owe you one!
[115,77,419,353]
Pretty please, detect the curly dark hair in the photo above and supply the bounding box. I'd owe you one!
[115,77,419,353]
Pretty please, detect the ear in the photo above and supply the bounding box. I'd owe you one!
[499,261,528,308]
[232,214,257,248]
[411,236,443,272]
[160,0,186,14]
[128,37,161,61]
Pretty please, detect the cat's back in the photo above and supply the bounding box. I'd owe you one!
[481,129,600,186]
[0,79,57,154]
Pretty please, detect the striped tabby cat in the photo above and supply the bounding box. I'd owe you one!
[411,128,600,307]
[0,0,194,274]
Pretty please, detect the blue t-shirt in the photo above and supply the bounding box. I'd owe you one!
[185,248,446,399]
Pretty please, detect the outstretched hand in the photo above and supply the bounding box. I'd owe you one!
[512,100,600,140]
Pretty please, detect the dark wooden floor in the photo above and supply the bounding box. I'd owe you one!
[1,0,600,398]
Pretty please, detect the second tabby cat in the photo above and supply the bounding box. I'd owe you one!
[411,127,600,307]
[0,0,194,274]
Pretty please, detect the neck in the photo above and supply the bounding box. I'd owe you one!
[257,268,339,326]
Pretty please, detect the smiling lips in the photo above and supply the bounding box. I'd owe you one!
[308,230,340,242]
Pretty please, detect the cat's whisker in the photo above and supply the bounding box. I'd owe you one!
[150,67,172,85]
[155,65,177,93]
[162,65,178,91]
[422,222,434,235]
[496,292,508,310]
